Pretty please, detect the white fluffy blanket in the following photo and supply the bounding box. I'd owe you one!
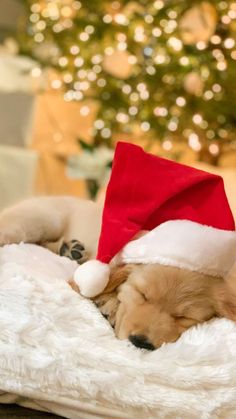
[1,244,236,418]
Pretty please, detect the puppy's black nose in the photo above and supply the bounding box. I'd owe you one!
[129,334,155,351]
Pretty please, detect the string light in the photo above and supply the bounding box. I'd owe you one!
[206,130,215,139]
[91,55,103,64]
[209,143,220,155]
[80,106,90,116]
[51,79,62,89]
[122,84,132,94]
[193,114,203,124]
[31,67,42,77]
[179,56,189,65]
[94,120,105,130]
[116,112,129,123]
[141,121,150,131]
[87,71,96,81]
[231,51,236,59]
[103,14,112,23]
[168,37,183,51]
[114,13,128,25]
[224,38,235,48]
[204,90,214,100]
[63,73,73,83]
[152,27,162,37]
[145,14,154,24]
[168,120,178,131]
[30,4,40,13]
[146,65,156,75]
[154,107,168,117]
[217,61,227,71]
[79,32,89,41]
[129,106,138,115]
[58,57,68,67]
[134,26,146,42]
[30,13,40,23]
[154,1,164,10]
[188,133,202,151]
[85,25,95,34]
[70,45,80,55]
[212,83,222,92]
[176,97,186,107]
[34,33,44,42]
[36,20,46,31]
[97,78,106,87]
[196,41,207,50]
[222,15,231,24]
[211,35,221,44]
[154,54,166,64]
[162,140,173,150]
[101,128,111,138]
[130,92,139,102]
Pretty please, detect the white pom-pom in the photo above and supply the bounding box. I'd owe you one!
[74,260,110,298]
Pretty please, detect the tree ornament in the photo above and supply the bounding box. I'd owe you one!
[184,72,204,96]
[103,50,133,79]
[180,2,217,45]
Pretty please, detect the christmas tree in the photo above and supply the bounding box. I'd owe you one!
[17,0,236,163]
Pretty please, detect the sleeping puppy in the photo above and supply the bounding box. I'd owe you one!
[1,197,236,350]
[93,264,236,350]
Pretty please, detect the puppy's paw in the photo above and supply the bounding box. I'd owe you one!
[59,239,88,264]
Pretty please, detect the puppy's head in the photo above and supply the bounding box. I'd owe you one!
[105,264,236,350]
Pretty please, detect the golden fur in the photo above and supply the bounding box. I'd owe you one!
[1,197,236,350]
[95,264,236,349]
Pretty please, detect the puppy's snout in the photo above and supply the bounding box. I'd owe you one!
[129,334,155,351]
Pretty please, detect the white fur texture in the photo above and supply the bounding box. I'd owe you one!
[1,244,236,417]
[0,245,236,419]
[74,260,110,298]
[118,220,236,278]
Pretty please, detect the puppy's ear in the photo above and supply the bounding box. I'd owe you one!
[103,265,132,294]
[213,282,236,321]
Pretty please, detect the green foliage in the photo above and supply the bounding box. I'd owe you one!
[78,138,95,153]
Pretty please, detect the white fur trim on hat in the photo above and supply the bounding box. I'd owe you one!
[117,220,236,278]
[74,260,110,298]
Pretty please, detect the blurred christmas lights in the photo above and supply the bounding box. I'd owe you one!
[16,0,236,159]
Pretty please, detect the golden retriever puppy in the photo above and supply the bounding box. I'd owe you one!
[1,197,236,350]
[94,264,236,350]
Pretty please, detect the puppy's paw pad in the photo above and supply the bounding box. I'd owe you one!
[59,240,88,264]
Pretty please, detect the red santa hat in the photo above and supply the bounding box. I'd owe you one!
[74,142,236,298]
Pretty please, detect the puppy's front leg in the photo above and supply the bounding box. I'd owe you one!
[0,197,67,246]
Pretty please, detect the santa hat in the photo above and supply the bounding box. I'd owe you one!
[74,142,236,298]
